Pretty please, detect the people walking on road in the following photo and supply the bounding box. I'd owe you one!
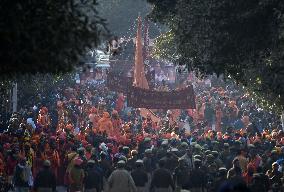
[13,157,33,192]
[68,158,84,192]
[107,160,137,192]
[131,160,148,192]
[150,159,175,192]
[84,160,102,192]
[33,160,56,192]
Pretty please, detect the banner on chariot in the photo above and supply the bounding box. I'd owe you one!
[127,85,196,109]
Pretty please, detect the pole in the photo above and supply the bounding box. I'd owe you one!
[281,110,284,131]
[12,82,17,112]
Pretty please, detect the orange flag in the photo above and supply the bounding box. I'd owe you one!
[133,16,149,89]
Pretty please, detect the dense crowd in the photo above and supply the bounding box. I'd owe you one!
[0,75,283,192]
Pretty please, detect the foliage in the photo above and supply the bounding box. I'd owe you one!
[0,73,76,114]
[17,73,76,108]
[0,0,107,77]
[147,0,284,113]
[0,81,13,117]
[152,30,178,60]
[147,0,177,24]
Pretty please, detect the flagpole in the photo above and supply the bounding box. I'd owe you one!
[12,82,17,112]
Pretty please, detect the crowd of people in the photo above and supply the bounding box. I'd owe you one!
[0,74,283,192]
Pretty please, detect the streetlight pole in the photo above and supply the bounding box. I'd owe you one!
[12,82,17,112]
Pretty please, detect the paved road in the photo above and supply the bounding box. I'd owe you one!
[57,186,67,192]
[8,186,67,192]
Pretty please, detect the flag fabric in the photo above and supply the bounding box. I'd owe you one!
[133,16,149,89]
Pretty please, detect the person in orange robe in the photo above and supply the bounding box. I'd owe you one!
[57,138,67,186]
[142,114,156,134]
[0,158,4,176]
[57,101,65,127]
[77,127,86,141]
[229,100,239,120]
[115,93,125,113]
[111,110,122,136]
[57,117,66,132]
[243,165,255,186]
[198,102,206,121]
[37,107,51,132]
[88,107,100,131]
[65,121,74,132]
[98,112,113,136]
[33,148,46,177]
[0,148,5,176]
[45,139,60,178]
[215,102,223,132]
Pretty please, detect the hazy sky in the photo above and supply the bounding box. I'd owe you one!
[97,0,164,38]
